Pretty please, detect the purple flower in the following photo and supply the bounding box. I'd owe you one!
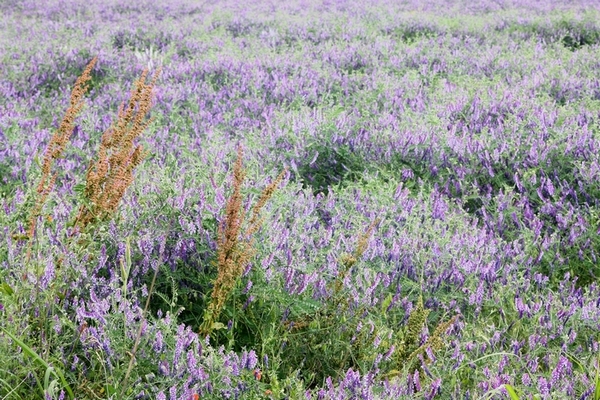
[401,168,414,180]
[537,376,550,396]
[551,356,571,386]
[242,295,255,310]
[153,331,164,353]
[373,335,382,349]
[425,346,436,363]
[158,360,170,377]
[173,325,186,366]
[187,350,197,372]
[242,280,253,294]
[244,350,258,369]
[383,344,395,362]
[425,378,442,400]
[468,282,484,307]
[515,296,531,318]
[39,258,55,289]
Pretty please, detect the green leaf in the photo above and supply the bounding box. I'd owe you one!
[381,293,393,315]
[212,322,225,331]
[44,366,55,393]
[0,283,13,296]
[291,297,321,317]
[594,362,600,400]
[0,327,74,399]
[504,384,520,400]
[105,384,118,396]
[73,183,86,195]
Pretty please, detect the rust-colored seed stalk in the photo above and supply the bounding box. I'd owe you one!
[200,147,286,336]
[27,57,97,248]
[75,67,160,229]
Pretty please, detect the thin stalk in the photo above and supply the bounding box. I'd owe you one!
[1,327,74,399]
[118,262,160,398]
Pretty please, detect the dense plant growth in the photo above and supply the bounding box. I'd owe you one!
[2,0,600,399]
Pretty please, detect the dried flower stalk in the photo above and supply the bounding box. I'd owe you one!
[26,58,97,258]
[200,147,286,336]
[75,68,160,229]
[333,218,380,295]
[395,296,459,374]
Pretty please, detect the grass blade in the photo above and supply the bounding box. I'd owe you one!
[504,384,520,400]
[1,327,74,399]
[594,362,600,400]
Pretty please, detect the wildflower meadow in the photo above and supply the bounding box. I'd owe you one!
[2,0,600,399]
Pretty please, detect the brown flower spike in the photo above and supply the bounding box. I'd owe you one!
[75,67,160,229]
[200,147,287,336]
[25,58,98,262]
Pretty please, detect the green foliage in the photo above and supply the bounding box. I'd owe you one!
[595,359,600,400]
[379,153,432,196]
[0,123,22,198]
[384,22,440,44]
[111,29,173,51]
[0,161,17,198]
[0,327,74,399]
[0,237,81,399]
[5,4,600,399]
[210,249,457,390]
[144,196,460,391]
[502,13,600,50]
[299,142,366,195]
[33,50,109,98]
[504,384,520,400]
[148,256,215,328]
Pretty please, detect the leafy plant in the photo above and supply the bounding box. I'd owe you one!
[299,142,367,195]
[200,146,287,336]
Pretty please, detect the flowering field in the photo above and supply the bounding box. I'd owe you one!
[2,0,600,398]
